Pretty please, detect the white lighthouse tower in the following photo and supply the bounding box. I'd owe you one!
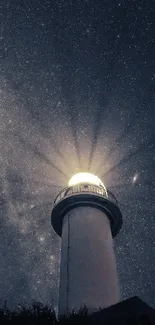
[51,172,122,316]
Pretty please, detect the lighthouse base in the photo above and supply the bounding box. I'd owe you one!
[58,206,120,316]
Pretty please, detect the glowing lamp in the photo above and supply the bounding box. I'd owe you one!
[68,172,104,187]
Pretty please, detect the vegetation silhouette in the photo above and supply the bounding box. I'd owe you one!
[0,300,154,325]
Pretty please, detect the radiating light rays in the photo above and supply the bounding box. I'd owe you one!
[104,120,134,164]
[0,80,153,223]
[1,76,153,221]
[100,136,154,179]
[38,126,75,174]
[61,81,82,169]
[1,76,77,183]
[87,107,104,171]
[17,136,69,180]
[70,119,81,169]
[30,180,64,190]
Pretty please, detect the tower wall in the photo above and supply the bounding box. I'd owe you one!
[58,206,120,316]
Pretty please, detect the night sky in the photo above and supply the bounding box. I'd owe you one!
[0,0,155,312]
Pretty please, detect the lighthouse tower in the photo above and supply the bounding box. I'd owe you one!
[51,172,122,316]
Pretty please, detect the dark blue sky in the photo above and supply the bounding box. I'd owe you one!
[0,0,155,311]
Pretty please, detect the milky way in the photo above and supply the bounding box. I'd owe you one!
[0,0,155,311]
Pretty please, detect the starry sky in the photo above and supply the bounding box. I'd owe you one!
[0,0,155,312]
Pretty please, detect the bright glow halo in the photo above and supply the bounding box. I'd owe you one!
[68,172,105,188]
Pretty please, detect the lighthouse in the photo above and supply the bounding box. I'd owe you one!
[51,172,123,316]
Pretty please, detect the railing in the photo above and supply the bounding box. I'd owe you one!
[54,183,118,205]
